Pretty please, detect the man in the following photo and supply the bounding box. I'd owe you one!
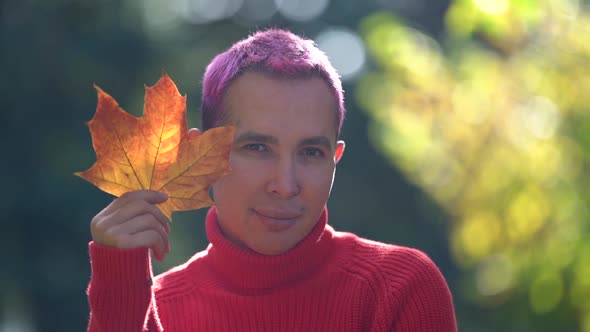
[86,29,457,331]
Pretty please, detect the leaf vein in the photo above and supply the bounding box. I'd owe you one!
[114,122,144,189]
[148,99,166,190]
[155,134,227,192]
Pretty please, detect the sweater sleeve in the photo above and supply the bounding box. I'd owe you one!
[87,242,163,332]
[389,249,457,332]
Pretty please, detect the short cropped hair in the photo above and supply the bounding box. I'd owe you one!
[200,29,345,138]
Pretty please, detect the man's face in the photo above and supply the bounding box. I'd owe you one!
[212,71,345,255]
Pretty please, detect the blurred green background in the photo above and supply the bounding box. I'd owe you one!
[1,0,589,331]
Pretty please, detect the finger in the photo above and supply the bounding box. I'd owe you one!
[188,128,201,139]
[91,193,170,244]
[104,196,170,232]
[154,250,163,262]
[103,190,168,216]
[110,214,169,252]
[132,215,170,255]
[121,227,167,259]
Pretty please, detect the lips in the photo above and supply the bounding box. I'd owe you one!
[252,208,302,232]
[253,208,302,219]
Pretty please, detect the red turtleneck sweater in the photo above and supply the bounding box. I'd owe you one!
[87,208,457,331]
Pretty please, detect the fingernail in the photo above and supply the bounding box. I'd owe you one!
[158,192,168,200]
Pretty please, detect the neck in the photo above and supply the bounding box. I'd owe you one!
[202,206,334,292]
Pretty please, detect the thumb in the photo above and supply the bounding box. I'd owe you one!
[142,190,168,204]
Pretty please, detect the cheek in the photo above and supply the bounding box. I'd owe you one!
[219,156,266,194]
[301,166,336,197]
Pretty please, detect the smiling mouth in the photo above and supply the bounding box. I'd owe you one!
[252,208,302,232]
[253,207,302,219]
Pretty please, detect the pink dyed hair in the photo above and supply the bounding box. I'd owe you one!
[200,29,345,138]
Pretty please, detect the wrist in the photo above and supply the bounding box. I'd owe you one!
[88,241,153,287]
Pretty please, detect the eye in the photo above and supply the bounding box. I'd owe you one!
[244,143,269,153]
[302,147,325,158]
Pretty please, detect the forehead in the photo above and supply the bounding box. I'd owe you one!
[223,72,338,141]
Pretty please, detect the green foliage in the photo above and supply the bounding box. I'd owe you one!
[359,0,590,330]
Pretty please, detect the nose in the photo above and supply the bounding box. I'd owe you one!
[268,157,300,199]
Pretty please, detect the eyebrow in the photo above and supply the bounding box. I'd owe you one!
[300,136,333,150]
[234,131,333,150]
[234,131,278,145]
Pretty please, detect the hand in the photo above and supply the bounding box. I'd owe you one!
[91,190,171,261]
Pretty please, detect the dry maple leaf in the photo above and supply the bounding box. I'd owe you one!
[75,73,235,219]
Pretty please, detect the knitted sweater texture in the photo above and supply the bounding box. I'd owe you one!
[87,208,457,331]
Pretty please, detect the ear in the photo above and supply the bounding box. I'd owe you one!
[188,128,202,139]
[334,140,345,164]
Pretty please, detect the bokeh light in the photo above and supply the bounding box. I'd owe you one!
[233,0,278,23]
[358,1,590,328]
[173,0,243,24]
[474,0,509,15]
[529,270,564,314]
[141,0,182,32]
[476,254,513,296]
[315,28,366,81]
[274,0,330,22]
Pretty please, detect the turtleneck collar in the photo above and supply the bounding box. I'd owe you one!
[201,206,334,292]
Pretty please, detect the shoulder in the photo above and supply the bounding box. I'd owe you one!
[333,231,457,330]
[152,250,208,300]
[333,231,448,295]
[334,230,438,271]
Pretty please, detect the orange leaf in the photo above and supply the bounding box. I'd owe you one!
[75,73,235,220]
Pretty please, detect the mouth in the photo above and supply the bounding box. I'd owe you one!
[253,208,302,220]
[252,208,302,232]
